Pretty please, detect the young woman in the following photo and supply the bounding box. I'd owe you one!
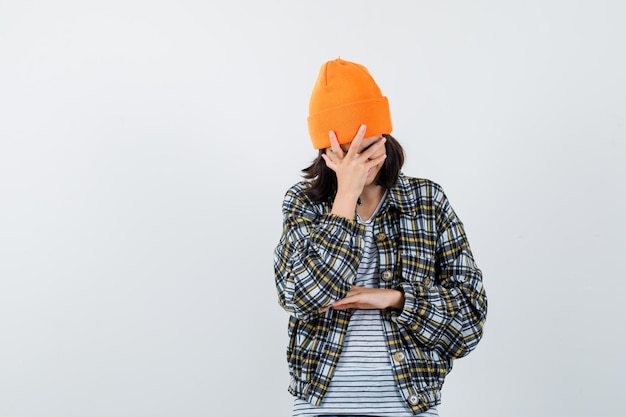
[274,58,488,417]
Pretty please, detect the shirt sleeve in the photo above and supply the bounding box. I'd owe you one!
[395,187,487,359]
[274,184,365,321]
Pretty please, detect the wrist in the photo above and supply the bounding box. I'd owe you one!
[390,289,405,310]
[334,188,361,204]
[331,189,360,219]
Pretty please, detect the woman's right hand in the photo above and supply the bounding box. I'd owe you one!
[321,124,387,218]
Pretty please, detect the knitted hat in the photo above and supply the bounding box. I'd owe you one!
[307,58,392,149]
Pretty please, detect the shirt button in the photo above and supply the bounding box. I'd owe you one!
[375,232,386,242]
[393,351,405,362]
[381,270,393,281]
[408,395,420,406]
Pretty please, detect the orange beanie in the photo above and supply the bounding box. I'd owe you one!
[307,58,392,149]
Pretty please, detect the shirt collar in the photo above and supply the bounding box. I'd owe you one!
[384,173,414,214]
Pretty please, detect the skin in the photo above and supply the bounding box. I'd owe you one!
[320,124,405,313]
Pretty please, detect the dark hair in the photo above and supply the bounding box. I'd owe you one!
[302,134,405,202]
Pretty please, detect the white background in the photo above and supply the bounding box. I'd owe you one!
[1,1,625,416]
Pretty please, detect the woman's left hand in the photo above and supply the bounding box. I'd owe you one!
[320,286,404,312]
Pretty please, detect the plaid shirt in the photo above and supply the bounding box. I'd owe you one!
[274,175,487,414]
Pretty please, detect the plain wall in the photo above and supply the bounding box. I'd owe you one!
[1,1,624,416]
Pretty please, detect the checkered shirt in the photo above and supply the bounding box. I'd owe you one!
[273,175,488,414]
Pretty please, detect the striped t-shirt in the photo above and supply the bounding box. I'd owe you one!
[294,194,438,417]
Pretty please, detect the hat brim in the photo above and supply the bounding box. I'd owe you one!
[307,97,392,149]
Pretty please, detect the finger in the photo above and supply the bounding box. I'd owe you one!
[345,124,367,157]
[330,298,349,308]
[321,153,337,170]
[360,136,387,160]
[332,294,362,308]
[328,131,345,157]
[330,303,357,311]
[364,153,387,170]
